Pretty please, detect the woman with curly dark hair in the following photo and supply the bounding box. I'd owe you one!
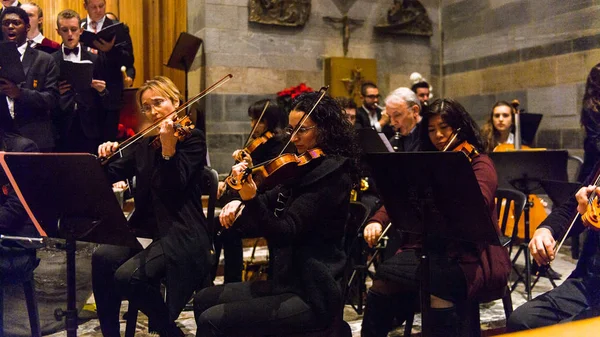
[194,92,359,336]
[361,99,510,337]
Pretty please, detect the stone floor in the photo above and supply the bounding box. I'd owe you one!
[38,241,578,337]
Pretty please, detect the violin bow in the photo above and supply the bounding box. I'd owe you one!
[100,74,233,165]
[243,100,270,148]
[554,172,600,256]
[442,127,462,152]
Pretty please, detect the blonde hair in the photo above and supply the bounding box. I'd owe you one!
[136,76,182,111]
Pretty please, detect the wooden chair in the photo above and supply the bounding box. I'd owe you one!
[402,188,523,336]
[125,166,219,337]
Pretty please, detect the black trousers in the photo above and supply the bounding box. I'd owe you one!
[507,277,600,332]
[211,217,243,283]
[194,281,322,336]
[92,241,171,337]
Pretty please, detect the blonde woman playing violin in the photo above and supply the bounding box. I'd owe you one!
[361,99,510,337]
[93,76,212,337]
[194,92,360,336]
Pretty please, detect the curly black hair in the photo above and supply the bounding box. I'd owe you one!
[292,92,361,183]
[420,98,485,152]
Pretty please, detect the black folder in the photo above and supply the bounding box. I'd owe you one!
[59,60,94,92]
[0,41,26,84]
[80,22,126,47]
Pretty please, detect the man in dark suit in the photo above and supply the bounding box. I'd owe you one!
[53,9,109,154]
[21,2,60,54]
[81,0,135,141]
[357,81,394,138]
[0,0,20,41]
[0,6,59,151]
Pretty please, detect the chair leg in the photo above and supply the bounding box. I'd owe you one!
[502,288,513,320]
[403,312,414,336]
[0,285,4,337]
[124,304,138,337]
[23,280,41,337]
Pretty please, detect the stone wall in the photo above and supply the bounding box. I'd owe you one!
[440,0,600,156]
[187,0,440,173]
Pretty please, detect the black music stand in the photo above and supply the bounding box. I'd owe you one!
[519,113,543,146]
[0,153,141,337]
[166,32,203,102]
[490,150,568,300]
[366,152,501,337]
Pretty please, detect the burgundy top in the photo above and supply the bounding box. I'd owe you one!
[369,154,511,300]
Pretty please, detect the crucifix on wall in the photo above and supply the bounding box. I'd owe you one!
[322,0,364,57]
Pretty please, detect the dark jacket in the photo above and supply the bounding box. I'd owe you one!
[389,122,421,152]
[579,62,600,181]
[236,155,352,326]
[357,105,395,139]
[0,132,41,248]
[104,128,213,319]
[539,159,600,283]
[51,47,109,148]
[369,154,511,299]
[3,45,59,150]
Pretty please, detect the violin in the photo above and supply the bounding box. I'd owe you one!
[149,115,195,149]
[225,148,326,191]
[232,131,274,164]
[99,74,233,165]
[224,86,330,191]
[452,141,479,162]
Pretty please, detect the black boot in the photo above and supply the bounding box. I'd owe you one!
[430,307,459,337]
[361,290,397,337]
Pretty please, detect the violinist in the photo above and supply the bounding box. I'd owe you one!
[92,76,212,337]
[194,92,360,336]
[480,100,515,153]
[361,99,510,337]
[507,164,600,331]
[214,99,289,284]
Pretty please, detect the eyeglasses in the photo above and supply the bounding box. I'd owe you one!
[140,98,167,114]
[365,94,380,99]
[2,19,24,27]
[284,125,317,136]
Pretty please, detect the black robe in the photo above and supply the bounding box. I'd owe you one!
[104,128,213,318]
[237,155,352,326]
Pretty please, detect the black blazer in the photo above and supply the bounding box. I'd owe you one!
[51,47,110,141]
[2,45,60,151]
[81,17,135,111]
[357,105,395,139]
[0,132,42,248]
[104,128,213,319]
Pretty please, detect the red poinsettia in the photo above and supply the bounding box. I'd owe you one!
[277,83,314,99]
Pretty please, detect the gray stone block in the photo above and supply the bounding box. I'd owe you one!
[478,50,520,69]
[494,91,527,111]
[207,134,245,151]
[224,94,269,121]
[528,0,593,21]
[453,94,496,122]
[527,85,579,117]
[573,34,600,52]
[205,4,239,30]
[561,128,584,149]
[520,40,573,62]
[535,129,561,149]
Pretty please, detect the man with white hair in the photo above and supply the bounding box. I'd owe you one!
[386,87,422,152]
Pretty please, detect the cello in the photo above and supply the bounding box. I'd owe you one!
[494,100,548,240]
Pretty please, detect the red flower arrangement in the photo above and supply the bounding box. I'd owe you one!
[277,83,314,99]
[277,83,314,113]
